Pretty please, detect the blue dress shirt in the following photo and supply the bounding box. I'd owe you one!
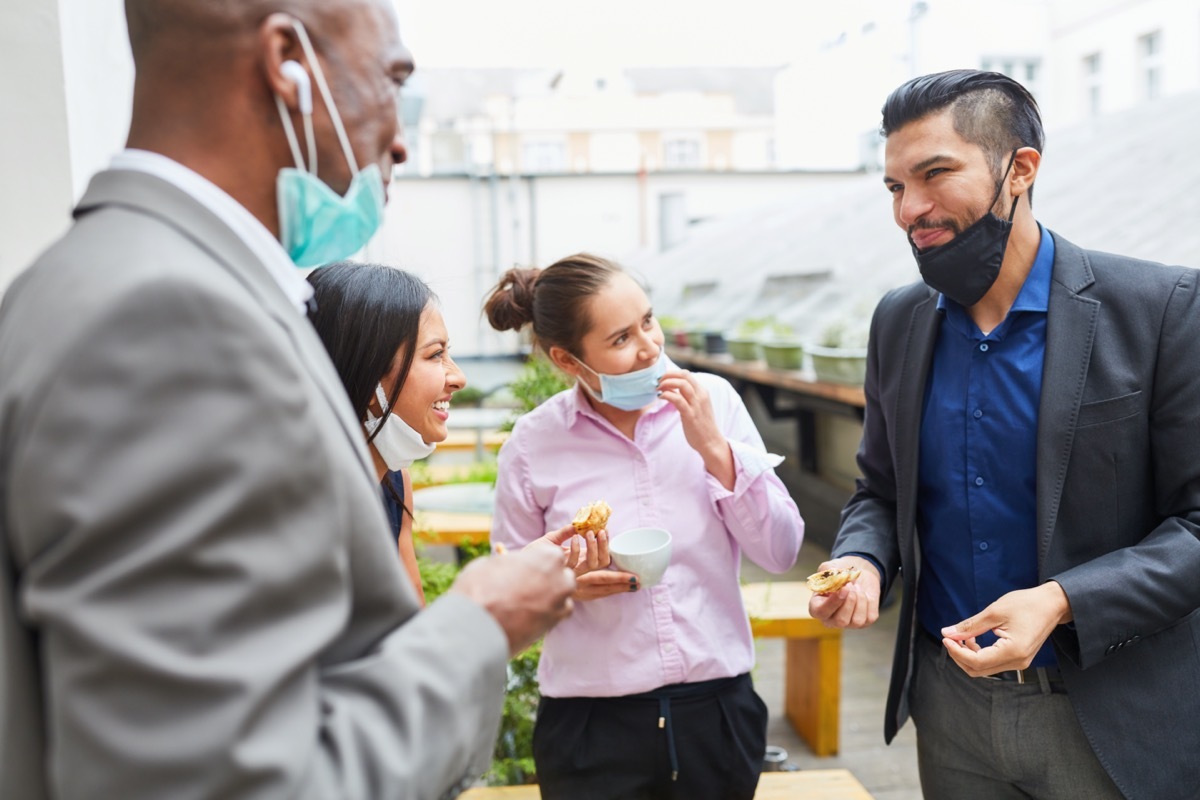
[916,225,1056,667]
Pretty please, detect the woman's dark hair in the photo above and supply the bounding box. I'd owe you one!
[881,69,1044,201]
[483,253,622,356]
[306,261,435,445]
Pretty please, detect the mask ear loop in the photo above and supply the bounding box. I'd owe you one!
[277,60,317,173]
[273,93,309,173]
[996,148,1021,222]
[290,18,361,176]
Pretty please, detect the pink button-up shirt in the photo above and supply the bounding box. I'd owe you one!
[491,373,804,698]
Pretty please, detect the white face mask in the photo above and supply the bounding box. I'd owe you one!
[364,384,435,470]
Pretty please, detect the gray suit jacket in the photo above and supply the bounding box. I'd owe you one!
[834,231,1200,799]
[0,170,508,799]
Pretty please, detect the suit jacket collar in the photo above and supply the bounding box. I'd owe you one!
[1035,232,1099,571]
[75,169,375,480]
[896,286,940,572]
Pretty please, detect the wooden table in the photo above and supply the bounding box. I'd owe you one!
[668,346,863,476]
[742,581,843,756]
[459,769,873,799]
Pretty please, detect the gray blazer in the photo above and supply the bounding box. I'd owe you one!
[0,170,508,799]
[834,231,1200,799]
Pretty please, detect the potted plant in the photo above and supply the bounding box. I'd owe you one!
[657,315,690,349]
[759,322,805,371]
[725,318,770,362]
[807,320,870,385]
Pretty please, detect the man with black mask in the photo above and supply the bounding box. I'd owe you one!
[809,69,1200,800]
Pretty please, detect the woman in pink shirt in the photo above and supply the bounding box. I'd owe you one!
[484,253,805,800]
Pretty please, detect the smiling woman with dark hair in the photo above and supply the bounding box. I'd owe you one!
[307,261,466,604]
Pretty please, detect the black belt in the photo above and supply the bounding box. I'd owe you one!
[920,627,1065,685]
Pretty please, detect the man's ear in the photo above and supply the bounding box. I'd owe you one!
[259,12,308,112]
[547,345,581,379]
[1009,146,1041,199]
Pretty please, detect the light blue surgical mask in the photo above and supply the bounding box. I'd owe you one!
[576,349,669,412]
[274,18,385,267]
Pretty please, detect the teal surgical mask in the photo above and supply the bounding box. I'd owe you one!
[274,18,385,267]
[576,350,669,412]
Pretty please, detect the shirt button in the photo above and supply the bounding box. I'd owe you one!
[663,643,676,653]
[979,343,989,352]
[975,476,985,486]
[973,409,983,419]
[655,593,668,605]
[979,541,989,551]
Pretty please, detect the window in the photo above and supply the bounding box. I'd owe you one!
[663,137,702,170]
[981,56,1041,97]
[521,140,566,173]
[1139,30,1163,101]
[1083,52,1103,116]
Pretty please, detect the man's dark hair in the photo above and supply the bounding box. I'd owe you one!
[881,69,1044,199]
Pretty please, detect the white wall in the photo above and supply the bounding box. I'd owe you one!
[0,0,131,290]
[774,0,1049,171]
[1045,0,1200,129]
[376,170,861,356]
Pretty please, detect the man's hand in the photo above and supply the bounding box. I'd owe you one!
[940,581,1073,677]
[451,545,576,656]
[520,524,612,577]
[573,569,639,600]
[807,555,882,629]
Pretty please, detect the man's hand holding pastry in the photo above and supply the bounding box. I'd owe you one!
[807,556,882,629]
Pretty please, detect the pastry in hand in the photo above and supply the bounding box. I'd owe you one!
[572,500,612,535]
[806,566,861,595]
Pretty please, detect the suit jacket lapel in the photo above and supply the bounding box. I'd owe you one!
[1036,233,1099,572]
[895,290,940,569]
[76,170,374,479]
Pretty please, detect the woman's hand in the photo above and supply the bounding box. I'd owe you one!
[657,369,735,489]
[574,569,640,600]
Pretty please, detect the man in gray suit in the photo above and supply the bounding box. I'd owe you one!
[810,70,1200,799]
[0,1,576,798]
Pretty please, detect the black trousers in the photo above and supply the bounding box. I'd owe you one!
[532,673,768,800]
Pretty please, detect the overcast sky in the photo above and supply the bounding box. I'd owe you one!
[392,0,879,69]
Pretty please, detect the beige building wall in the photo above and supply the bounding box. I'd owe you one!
[705,130,734,171]
[567,131,591,173]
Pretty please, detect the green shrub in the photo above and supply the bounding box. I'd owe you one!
[501,356,572,432]
[450,386,487,407]
[415,526,543,787]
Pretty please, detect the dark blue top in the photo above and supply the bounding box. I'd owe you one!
[916,225,1056,667]
[381,470,406,545]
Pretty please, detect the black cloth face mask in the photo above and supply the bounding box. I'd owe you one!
[909,150,1019,307]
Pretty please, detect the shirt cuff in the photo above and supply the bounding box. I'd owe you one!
[706,439,785,500]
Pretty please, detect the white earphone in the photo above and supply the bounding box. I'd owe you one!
[280,60,312,115]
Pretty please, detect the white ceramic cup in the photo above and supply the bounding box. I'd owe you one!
[609,527,673,587]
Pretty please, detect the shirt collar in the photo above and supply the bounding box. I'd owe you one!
[935,222,1054,315]
[1009,223,1054,313]
[562,380,670,429]
[108,149,315,315]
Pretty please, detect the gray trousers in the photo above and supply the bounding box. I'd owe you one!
[910,632,1125,800]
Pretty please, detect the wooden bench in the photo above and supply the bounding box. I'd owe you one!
[459,769,873,799]
[437,429,509,454]
[742,581,842,757]
[412,510,492,546]
[410,463,495,490]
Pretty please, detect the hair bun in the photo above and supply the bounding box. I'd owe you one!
[484,267,540,332]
